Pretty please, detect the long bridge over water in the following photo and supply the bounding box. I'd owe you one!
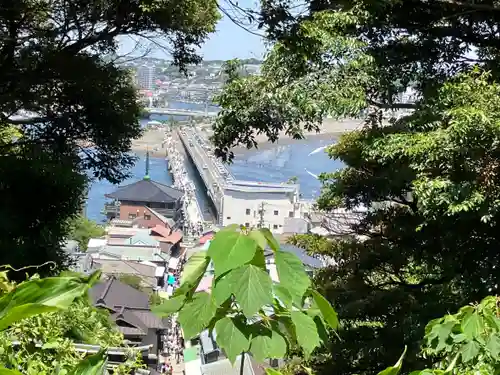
[145,107,218,117]
[176,127,303,228]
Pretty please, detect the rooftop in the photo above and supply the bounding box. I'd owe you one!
[106,179,183,203]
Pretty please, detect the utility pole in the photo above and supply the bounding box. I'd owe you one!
[258,202,266,228]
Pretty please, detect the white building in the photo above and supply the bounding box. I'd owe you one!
[136,65,155,90]
[220,182,311,234]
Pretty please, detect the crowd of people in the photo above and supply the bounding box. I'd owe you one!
[160,255,188,374]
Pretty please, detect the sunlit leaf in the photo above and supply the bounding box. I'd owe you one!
[214,317,250,364]
[311,290,339,329]
[0,273,97,331]
[274,251,310,304]
[179,252,210,287]
[0,368,23,375]
[260,228,280,252]
[177,292,217,339]
[250,325,287,362]
[377,347,406,375]
[222,265,273,318]
[208,230,258,276]
[152,295,185,316]
[290,311,320,356]
[69,350,107,375]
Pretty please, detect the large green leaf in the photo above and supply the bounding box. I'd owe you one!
[249,230,268,250]
[179,252,210,287]
[250,325,287,362]
[212,274,233,306]
[274,251,310,304]
[207,230,258,276]
[214,317,251,364]
[311,290,339,329]
[0,273,98,331]
[0,368,23,375]
[178,292,217,339]
[290,311,320,356]
[152,295,185,316]
[224,265,273,318]
[377,347,407,375]
[70,350,107,375]
[273,283,293,308]
[260,228,280,252]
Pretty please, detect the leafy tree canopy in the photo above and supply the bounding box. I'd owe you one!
[0,0,220,278]
[210,1,500,374]
[68,216,105,251]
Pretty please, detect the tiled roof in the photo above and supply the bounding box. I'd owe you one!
[90,277,150,309]
[97,245,169,262]
[106,179,183,203]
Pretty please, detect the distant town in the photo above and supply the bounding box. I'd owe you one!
[118,57,262,108]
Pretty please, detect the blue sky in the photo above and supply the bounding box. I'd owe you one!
[119,6,267,61]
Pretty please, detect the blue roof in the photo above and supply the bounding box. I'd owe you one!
[265,244,323,269]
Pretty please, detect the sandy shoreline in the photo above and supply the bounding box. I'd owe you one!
[131,119,363,157]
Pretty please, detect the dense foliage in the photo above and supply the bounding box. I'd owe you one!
[0,0,220,278]
[67,216,105,251]
[154,226,338,367]
[211,1,500,373]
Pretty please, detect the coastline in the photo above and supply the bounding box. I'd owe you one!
[131,118,363,158]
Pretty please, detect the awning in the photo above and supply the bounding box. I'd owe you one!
[168,257,180,270]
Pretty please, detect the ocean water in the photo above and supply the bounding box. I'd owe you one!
[85,102,344,222]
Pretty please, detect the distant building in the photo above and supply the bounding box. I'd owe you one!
[136,65,155,90]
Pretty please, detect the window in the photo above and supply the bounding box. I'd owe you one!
[274,210,279,216]
[289,211,294,218]
[273,224,278,229]
[128,213,137,219]
[226,216,231,220]
[245,222,250,228]
[144,214,151,220]
[245,208,251,215]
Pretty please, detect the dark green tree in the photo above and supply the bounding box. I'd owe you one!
[0,0,219,278]
[210,1,500,373]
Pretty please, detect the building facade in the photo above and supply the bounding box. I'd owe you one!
[136,65,155,90]
[220,185,311,234]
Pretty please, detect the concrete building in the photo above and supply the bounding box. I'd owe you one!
[221,183,311,234]
[136,65,155,90]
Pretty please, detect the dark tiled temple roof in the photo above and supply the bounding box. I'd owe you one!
[106,179,183,203]
[90,277,165,331]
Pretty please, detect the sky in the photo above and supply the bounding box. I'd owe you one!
[118,3,267,61]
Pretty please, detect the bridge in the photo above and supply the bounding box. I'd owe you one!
[177,127,299,224]
[144,107,218,117]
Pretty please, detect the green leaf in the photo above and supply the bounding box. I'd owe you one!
[179,252,210,287]
[224,265,273,318]
[0,368,23,375]
[265,369,282,375]
[260,228,280,251]
[290,311,321,356]
[70,350,107,374]
[460,340,480,363]
[212,274,233,306]
[178,292,217,339]
[486,333,500,357]
[249,230,268,250]
[152,295,185,316]
[250,326,287,362]
[377,346,406,375]
[311,290,339,329]
[274,251,310,304]
[273,284,293,308]
[249,248,267,270]
[208,231,258,276]
[0,274,95,331]
[462,312,482,339]
[214,317,250,364]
